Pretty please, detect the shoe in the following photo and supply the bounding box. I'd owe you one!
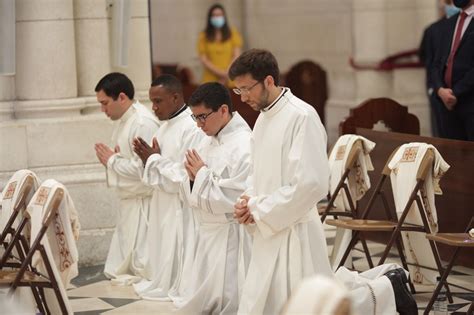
[384,268,418,315]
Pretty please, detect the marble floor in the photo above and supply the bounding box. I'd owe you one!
[66,225,474,314]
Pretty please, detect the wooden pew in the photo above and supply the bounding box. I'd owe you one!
[355,127,474,268]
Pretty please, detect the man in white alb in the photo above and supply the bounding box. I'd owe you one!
[173,82,252,314]
[132,74,204,300]
[94,72,159,284]
[230,50,416,315]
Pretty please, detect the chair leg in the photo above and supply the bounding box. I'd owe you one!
[394,237,416,294]
[31,286,46,315]
[40,247,68,315]
[423,247,461,315]
[337,231,360,270]
[359,235,374,269]
[38,287,51,315]
[467,301,473,315]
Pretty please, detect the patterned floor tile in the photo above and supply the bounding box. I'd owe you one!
[68,280,140,300]
[69,297,114,313]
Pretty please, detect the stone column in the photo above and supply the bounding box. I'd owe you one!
[0,0,15,121]
[15,0,82,119]
[73,0,112,114]
[113,0,152,102]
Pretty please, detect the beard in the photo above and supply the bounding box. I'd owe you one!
[255,86,271,111]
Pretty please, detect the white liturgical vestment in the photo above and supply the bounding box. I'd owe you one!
[328,135,375,270]
[133,106,204,300]
[175,112,252,314]
[104,101,159,283]
[388,142,449,285]
[238,89,333,315]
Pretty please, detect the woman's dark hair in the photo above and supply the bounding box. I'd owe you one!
[205,4,231,42]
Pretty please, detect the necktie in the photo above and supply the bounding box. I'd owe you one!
[444,11,468,88]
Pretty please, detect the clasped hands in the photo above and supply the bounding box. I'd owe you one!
[133,137,161,165]
[438,88,457,111]
[234,195,255,225]
[184,149,206,181]
[95,143,120,166]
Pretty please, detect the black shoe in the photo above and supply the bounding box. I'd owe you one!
[384,268,418,315]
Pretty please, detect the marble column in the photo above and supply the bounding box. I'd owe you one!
[15,0,83,119]
[113,0,152,102]
[0,0,16,121]
[73,0,112,114]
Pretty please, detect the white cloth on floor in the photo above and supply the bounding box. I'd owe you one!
[104,101,159,284]
[335,263,399,315]
[388,142,450,284]
[327,135,375,270]
[281,274,351,315]
[133,107,203,300]
[238,88,333,315]
[27,179,81,315]
[173,112,252,314]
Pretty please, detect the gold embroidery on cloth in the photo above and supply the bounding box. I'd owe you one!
[335,145,346,161]
[35,187,50,206]
[3,181,17,200]
[54,212,72,272]
[401,146,419,163]
[404,232,424,284]
[421,188,437,230]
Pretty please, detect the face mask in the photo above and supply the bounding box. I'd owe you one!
[210,16,225,28]
[445,4,461,17]
[453,0,470,9]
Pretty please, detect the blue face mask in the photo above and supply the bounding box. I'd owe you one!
[210,16,225,28]
[445,4,461,18]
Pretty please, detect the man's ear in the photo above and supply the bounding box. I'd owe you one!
[264,75,275,88]
[221,104,229,114]
[118,92,127,102]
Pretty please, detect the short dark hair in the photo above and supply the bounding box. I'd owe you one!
[228,49,280,85]
[188,82,233,112]
[151,74,183,95]
[95,72,134,100]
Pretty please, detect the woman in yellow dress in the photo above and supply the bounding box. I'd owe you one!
[198,4,243,87]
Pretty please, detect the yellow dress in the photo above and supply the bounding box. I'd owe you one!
[197,28,243,86]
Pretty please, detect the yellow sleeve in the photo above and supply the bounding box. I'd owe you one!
[197,31,207,55]
[231,28,243,48]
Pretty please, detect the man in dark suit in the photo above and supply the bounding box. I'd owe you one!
[430,0,474,141]
[419,0,460,137]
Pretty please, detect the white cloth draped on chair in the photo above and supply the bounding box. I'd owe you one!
[327,135,375,270]
[388,143,449,284]
[0,169,41,235]
[27,179,80,314]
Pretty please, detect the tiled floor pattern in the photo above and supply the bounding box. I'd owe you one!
[66,225,473,314]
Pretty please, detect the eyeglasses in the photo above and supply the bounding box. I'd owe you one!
[233,81,261,95]
[191,111,215,123]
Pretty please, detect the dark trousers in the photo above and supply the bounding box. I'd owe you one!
[438,104,474,141]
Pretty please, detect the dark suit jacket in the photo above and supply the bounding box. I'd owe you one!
[430,13,474,112]
[419,18,446,89]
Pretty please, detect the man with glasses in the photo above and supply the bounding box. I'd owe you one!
[173,82,252,314]
[229,49,407,315]
[228,48,332,315]
[132,74,203,300]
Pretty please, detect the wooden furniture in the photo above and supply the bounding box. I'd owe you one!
[340,98,420,135]
[284,60,328,125]
[2,187,68,314]
[354,128,474,269]
[423,217,474,314]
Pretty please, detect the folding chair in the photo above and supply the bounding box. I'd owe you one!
[328,144,453,299]
[320,138,364,222]
[423,217,474,315]
[0,170,40,268]
[2,180,78,315]
[326,145,417,293]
